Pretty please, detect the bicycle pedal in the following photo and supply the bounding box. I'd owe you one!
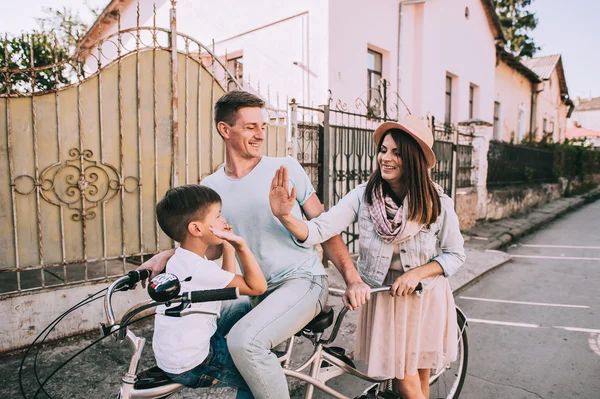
[378,390,401,399]
[323,346,356,368]
[355,385,400,399]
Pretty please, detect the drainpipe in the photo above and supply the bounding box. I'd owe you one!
[397,0,426,98]
[529,81,544,143]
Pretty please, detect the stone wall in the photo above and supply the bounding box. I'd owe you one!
[455,187,478,230]
[455,175,600,228]
[484,183,561,221]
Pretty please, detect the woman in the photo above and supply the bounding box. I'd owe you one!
[269,115,466,399]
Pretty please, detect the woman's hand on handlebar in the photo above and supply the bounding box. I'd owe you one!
[390,269,422,297]
[135,249,175,288]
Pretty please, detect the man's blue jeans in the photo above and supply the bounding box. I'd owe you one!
[228,274,329,398]
[165,298,254,399]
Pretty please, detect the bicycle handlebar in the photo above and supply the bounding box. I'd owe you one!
[190,287,239,303]
[103,273,240,339]
[127,269,152,286]
[329,283,422,297]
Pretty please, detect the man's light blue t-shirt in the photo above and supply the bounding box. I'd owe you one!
[202,156,326,284]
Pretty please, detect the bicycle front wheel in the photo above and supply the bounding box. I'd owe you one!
[428,308,468,399]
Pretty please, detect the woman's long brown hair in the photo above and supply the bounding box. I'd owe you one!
[365,129,441,225]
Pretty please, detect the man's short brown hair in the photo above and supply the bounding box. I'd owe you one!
[214,90,265,130]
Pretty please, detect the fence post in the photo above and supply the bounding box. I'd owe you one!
[451,125,459,202]
[170,0,179,187]
[320,104,332,210]
[469,121,492,220]
[287,99,298,158]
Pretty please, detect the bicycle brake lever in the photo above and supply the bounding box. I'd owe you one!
[164,293,191,317]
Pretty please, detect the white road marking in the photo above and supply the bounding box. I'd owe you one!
[468,319,600,336]
[460,296,590,309]
[510,254,600,261]
[589,333,600,357]
[467,318,542,328]
[520,244,600,249]
[554,326,600,334]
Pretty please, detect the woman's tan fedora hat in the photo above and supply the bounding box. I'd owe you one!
[372,115,437,169]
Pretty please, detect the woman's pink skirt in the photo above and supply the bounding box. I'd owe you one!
[354,274,458,380]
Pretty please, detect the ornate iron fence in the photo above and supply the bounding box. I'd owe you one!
[0,1,290,297]
[291,103,325,199]
[487,141,555,186]
[329,110,382,253]
[430,117,474,195]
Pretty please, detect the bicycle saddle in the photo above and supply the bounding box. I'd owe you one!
[299,306,334,334]
[134,366,174,390]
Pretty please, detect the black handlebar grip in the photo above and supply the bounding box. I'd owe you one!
[415,282,423,291]
[127,269,151,284]
[190,287,239,303]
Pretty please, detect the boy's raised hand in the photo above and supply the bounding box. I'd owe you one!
[210,225,246,249]
[270,166,296,219]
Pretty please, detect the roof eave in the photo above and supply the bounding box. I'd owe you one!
[496,46,541,83]
[76,0,122,54]
[481,0,506,42]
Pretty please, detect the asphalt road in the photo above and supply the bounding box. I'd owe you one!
[456,200,600,399]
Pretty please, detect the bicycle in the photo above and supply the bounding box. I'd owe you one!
[102,272,468,399]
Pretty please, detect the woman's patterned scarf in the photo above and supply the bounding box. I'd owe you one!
[368,184,423,244]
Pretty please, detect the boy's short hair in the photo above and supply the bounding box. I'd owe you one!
[214,90,265,130]
[156,185,221,243]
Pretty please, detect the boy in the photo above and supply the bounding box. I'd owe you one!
[153,185,266,399]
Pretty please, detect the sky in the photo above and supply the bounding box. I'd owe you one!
[1,0,598,100]
[529,0,600,99]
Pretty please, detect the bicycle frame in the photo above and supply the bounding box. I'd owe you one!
[115,319,389,399]
[279,334,390,399]
[106,280,465,399]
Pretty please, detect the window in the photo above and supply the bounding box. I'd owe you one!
[468,85,475,119]
[445,75,453,124]
[367,49,382,105]
[227,56,243,91]
[493,101,501,139]
[543,117,548,133]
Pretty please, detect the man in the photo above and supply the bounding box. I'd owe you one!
[141,90,369,398]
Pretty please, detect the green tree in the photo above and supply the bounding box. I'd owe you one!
[0,5,98,94]
[36,4,100,55]
[494,0,540,58]
[0,33,70,95]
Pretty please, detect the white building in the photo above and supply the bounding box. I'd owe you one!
[80,0,504,125]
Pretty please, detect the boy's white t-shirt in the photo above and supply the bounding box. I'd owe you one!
[153,247,234,374]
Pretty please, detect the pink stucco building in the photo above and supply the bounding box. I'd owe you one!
[494,47,540,143]
[522,55,574,143]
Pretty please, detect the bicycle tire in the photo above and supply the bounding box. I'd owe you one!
[428,308,468,399]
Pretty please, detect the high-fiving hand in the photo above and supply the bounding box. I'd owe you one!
[270,166,296,219]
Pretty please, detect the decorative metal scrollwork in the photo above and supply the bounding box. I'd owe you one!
[14,148,131,221]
